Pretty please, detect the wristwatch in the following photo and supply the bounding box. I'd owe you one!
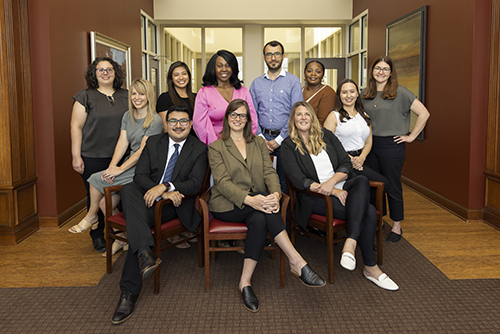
[163,182,170,191]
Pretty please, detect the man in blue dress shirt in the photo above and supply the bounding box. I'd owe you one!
[250,40,303,193]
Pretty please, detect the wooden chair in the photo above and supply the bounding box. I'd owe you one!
[199,188,290,291]
[103,169,210,294]
[285,176,384,284]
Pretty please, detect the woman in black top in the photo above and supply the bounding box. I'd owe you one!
[156,61,197,137]
[70,57,128,251]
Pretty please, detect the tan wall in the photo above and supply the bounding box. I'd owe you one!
[154,0,352,21]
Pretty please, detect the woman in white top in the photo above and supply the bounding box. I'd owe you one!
[324,79,389,213]
[282,101,398,291]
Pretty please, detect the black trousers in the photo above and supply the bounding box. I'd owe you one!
[349,151,390,216]
[212,202,285,262]
[80,156,112,241]
[365,136,406,221]
[312,175,377,266]
[119,182,178,295]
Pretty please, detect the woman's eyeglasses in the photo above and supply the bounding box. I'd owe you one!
[96,68,115,74]
[229,112,247,120]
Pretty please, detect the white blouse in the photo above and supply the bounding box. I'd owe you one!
[333,111,370,152]
[310,149,345,190]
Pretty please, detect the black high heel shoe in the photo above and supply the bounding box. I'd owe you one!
[290,264,326,287]
[239,286,259,312]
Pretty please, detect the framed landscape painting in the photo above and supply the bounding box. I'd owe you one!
[386,6,427,140]
[90,31,131,88]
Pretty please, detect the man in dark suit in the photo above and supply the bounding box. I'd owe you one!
[111,105,208,325]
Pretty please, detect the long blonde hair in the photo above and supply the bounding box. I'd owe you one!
[128,78,157,129]
[287,101,326,155]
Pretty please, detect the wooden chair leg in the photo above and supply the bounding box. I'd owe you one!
[327,231,334,284]
[105,225,113,274]
[280,249,285,288]
[211,240,216,261]
[205,240,211,291]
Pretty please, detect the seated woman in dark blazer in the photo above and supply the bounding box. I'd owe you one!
[281,101,399,291]
[208,99,325,313]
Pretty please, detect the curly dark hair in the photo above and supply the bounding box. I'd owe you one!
[85,57,125,90]
[335,78,371,126]
[202,50,242,89]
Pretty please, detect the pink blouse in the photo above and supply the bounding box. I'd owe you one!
[193,85,258,145]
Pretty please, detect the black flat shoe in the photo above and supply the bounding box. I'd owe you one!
[92,236,106,252]
[386,229,402,243]
[239,286,259,312]
[111,292,139,325]
[138,249,161,279]
[291,264,325,287]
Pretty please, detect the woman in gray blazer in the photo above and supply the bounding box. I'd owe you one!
[208,99,325,313]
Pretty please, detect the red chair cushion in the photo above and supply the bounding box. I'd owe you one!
[310,214,347,227]
[108,213,126,226]
[209,218,247,233]
[107,213,182,233]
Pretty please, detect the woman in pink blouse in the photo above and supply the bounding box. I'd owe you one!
[194,50,258,145]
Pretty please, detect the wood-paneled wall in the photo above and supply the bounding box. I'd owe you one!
[485,0,500,228]
[0,0,39,244]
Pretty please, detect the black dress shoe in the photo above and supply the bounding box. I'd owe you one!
[386,229,403,243]
[240,286,259,312]
[111,292,139,325]
[291,264,326,287]
[92,236,106,252]
[138,249,161,279]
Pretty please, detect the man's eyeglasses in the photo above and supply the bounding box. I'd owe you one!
[96,68,115,74]
[229,112,247,121]
[167,118,189,127]
[264,52,282,59]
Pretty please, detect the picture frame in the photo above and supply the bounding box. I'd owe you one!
[386,6,427,140]
[90,31,131,88]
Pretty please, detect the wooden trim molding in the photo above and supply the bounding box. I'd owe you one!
[402,177,484,222]
[39,198,86,228]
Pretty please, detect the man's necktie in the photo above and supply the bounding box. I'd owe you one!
[161,143,180,184]
[156,143,179,202]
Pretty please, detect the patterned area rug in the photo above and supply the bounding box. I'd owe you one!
[1,230,500,333]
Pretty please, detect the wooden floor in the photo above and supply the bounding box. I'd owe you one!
[1,186,499,288]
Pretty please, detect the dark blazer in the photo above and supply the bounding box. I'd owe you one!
[134,133,208,231]
[281,128,353,229]
[208,136,281,213]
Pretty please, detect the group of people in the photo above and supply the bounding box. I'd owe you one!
[69,40,429,325]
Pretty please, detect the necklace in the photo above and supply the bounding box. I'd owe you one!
[373,93,381,108]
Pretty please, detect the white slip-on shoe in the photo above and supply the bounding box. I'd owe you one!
[340,252,356,271]
[364,273,399,291]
